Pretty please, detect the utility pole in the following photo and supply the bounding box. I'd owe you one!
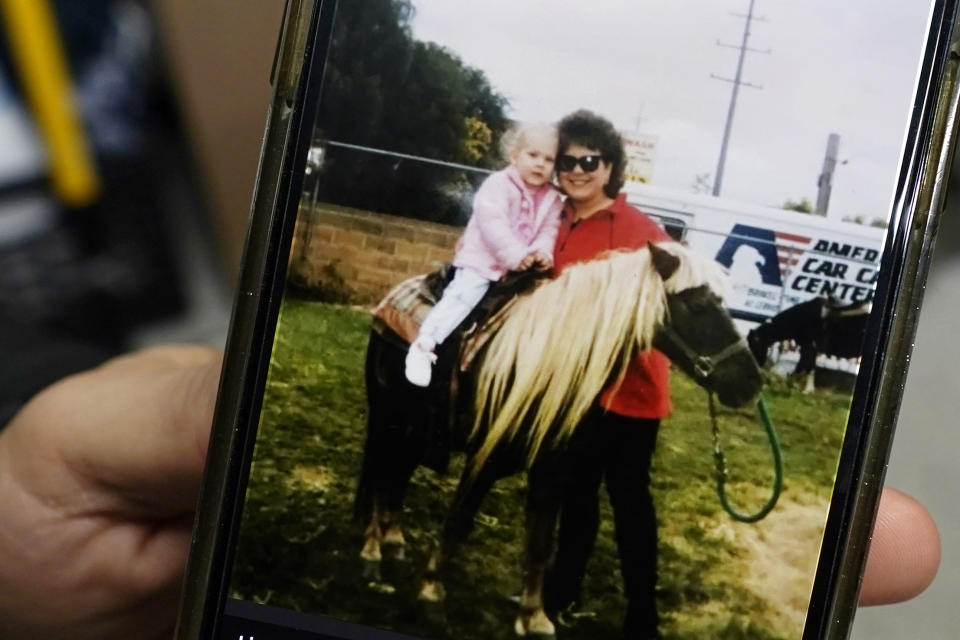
[815,133,841,216]
[711,0,770,196]
[633,105,644,133]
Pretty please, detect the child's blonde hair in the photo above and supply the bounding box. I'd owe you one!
[500,122,559,164]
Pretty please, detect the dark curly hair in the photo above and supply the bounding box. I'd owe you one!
[557,109,626,198]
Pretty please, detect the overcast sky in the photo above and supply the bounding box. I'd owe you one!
[409,0,935,221]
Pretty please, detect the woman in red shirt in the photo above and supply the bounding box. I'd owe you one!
[545,110,669,640]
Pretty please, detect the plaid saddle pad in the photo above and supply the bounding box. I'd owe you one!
[371,268,525,372]
[371,274,436,346]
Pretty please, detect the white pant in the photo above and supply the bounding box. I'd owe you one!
[416,268,492,347]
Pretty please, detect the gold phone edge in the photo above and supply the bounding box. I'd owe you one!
[173,1,318,638]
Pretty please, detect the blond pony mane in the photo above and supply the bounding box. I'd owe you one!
[470,242,728,475]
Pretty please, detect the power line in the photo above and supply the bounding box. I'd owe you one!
[711,0,770,196]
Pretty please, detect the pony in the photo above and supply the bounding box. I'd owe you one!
[747,296,871,393]
[355,242,763,638]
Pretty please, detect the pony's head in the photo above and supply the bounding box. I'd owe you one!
[470,241,761,473]
[648,243,762,408]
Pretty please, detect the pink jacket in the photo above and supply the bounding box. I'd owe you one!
[453,166,563,280]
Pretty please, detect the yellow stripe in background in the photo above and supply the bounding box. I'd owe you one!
[0,0,100,206]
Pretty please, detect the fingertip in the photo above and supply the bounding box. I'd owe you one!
[859,488,940,606]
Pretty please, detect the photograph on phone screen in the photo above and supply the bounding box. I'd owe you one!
[226,1,936,638]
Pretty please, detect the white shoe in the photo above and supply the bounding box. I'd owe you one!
[405,340,437,387]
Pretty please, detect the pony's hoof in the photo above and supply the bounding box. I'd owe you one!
[515,610,556,638]
[417,579,446,603]
[383,526,406,545]
[514,622,556,639]
[361,559,382,581]
[514,617,526,637]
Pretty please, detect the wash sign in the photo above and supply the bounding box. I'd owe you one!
[714,224,881,319]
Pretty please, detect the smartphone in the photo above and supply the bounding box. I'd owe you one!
[176,1,960,639]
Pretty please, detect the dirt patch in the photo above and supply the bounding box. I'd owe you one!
[728,493,829,635]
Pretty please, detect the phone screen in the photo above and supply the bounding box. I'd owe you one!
[209,1,948,639]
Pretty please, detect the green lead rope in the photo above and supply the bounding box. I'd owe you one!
[707,393,783,523]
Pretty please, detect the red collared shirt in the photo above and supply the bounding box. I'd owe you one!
[553,194,672,419]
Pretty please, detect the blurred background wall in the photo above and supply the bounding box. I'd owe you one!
[151,0,286,271]
[0,0,195,349]
[0,0,284,352]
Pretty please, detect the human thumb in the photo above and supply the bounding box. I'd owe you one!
[3,346,223,517]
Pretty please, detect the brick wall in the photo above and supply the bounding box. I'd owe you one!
[290,204,461,303]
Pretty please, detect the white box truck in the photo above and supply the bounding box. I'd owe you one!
[624,183,886,325]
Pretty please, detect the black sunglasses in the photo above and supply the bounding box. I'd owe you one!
[557,154,606,173]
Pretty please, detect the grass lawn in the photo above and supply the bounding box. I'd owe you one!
[229,299,850,640]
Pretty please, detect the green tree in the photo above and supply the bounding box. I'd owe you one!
[312,0,509,224]
[783,198,814,214]
[842,214,889,229]
[463,117,493,162]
